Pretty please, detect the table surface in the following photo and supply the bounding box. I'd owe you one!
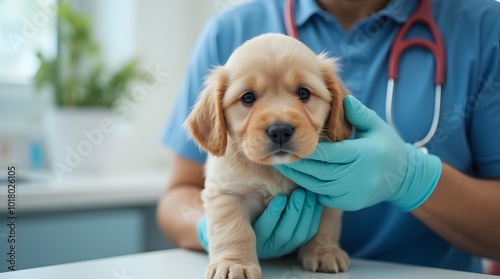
[0,249,495,279]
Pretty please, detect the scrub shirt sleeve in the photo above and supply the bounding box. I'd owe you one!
[161,18,224,164]
[468,13,500,178]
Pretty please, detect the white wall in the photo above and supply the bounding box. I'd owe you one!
[127,0,215,170]
[82,0,218,172]
[0,0,241,174]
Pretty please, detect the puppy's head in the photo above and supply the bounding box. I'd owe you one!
[185,33,351,164]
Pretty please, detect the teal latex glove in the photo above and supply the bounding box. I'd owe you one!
[196,188,323,259]
[274,96,442,212]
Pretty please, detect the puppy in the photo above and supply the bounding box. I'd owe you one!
[185,33,352,279]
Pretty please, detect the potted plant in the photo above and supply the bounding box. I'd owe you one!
[34,3,149,177]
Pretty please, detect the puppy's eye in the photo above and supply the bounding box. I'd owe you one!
[241,92,256,105]
[297,88,310,101]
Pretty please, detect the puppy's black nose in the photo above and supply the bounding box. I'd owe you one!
[267,123,294,144]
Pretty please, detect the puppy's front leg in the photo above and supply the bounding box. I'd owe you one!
[203,188,261,279]
[299,208,349,273]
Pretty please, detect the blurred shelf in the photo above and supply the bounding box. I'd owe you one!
[0,169,169,212]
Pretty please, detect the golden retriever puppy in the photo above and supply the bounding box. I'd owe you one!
[185,33,352,279]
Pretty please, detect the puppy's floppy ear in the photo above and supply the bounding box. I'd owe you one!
[318,55,353,141]
[184,66,228,156]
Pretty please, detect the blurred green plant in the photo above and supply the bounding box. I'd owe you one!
[34,3,149,107]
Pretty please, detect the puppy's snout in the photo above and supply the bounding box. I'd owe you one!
[267,123,294,144]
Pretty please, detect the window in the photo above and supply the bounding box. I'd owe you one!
[0,0,57,171]
[0,0,57,85]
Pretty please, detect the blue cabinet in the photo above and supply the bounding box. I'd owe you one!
[0,207,173,272]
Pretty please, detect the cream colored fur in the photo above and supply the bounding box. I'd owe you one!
[185,33,351,279]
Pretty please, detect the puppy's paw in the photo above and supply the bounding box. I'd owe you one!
[299,243,349,273]
[206,260,261,279]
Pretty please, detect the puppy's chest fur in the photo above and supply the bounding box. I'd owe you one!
[204,154,298,221]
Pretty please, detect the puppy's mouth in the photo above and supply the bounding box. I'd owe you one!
[274,151,290,156]
[268,144,295,157]
[262,143,300,164]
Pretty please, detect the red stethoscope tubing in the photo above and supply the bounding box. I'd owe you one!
[284,0,445,85]
[284,0,298,39]
[283,0,446,151]
[388,0,446,85]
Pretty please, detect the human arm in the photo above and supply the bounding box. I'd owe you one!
[413,165,500,260]
[156,155,205,250]
[418,16,500,260]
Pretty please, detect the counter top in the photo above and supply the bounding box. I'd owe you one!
[0,249,494,279]
[0,170,169,212]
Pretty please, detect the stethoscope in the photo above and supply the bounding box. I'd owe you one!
[284,0,446,154]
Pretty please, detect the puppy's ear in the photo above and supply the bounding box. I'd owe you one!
[318,55,353,141]
[184,67,228,156]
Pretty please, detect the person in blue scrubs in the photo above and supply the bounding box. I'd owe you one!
[156,0,500,273]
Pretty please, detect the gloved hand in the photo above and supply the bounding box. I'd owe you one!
[274,96,442,212]
[196,188,323,259]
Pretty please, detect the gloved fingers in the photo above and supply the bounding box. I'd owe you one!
[318,193,375,211]
[274,164,317,184]
[307,141,364,163]
[253,194,287,240]
[306,202,324,240]
[287,190,322,247]
[272,189,306,247]
[343,95,382,132]
[277,157,355,183]
[318,195,349,210]
[273,165,347,195]
[196,216,209,251]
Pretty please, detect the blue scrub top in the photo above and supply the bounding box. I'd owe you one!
[162,0,500,272]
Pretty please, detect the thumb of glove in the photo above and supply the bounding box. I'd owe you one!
[343,96,381,131]
[196,216,209,251]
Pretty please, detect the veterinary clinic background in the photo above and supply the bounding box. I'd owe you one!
[0,0,212,273]
[0,0,498,277]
